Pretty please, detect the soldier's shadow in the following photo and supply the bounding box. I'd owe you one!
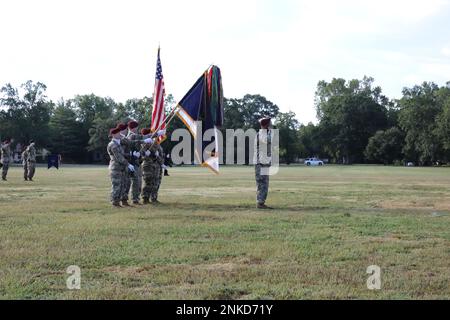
[153,202,330,213]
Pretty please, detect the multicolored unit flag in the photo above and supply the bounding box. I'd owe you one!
[150,47,167,143]
[176,65,224,173]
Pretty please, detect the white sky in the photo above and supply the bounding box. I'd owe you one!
[1,0,450,124]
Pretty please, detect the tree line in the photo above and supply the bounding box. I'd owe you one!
[1,77,450,165]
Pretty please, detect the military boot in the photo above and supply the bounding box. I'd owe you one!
[133,200,142,205]
[143,198,150,205]
[257,203,273,210]
[121,200,131,207]
[112,202,122,208]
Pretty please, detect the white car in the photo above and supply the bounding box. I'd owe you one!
[304,158,324,166]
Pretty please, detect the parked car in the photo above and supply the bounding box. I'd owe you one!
[304,158,324,166]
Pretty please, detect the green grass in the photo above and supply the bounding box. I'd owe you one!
[0,165,449,299]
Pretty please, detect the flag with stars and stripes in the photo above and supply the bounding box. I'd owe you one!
[150,47,167,143]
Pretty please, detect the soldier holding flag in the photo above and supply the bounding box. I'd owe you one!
[107,126,133,207]
[115,122,153,206]
[140,128,165,204]
[125,120,153,205]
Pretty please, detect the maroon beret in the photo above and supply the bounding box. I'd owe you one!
[128,120,139,129]
[141,128,152,135]
[110,127,121,135]
[116,123,128,131]
[259,117,271,127]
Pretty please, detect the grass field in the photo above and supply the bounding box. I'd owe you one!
[0,164,449,299]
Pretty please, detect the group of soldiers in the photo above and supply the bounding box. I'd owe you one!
[0,139,37,182]
[107,117,273,209]
[3,117,273,210]
[107,121,167,207]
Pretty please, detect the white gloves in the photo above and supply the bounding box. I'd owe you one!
[157,129,166,137]
[132,151,140,158]
[144,138,153,144]
[155,151,159,157]
[145,150,151,157]
[128,164,135,172]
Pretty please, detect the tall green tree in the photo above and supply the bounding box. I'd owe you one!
[276,111,301,164]
[48,100,85,162]
[298,123,325,159]
[0,81,53,146]
[433,83,450,162]
[398,82,443,165]
[223,94,280,130]
[314,76,389,163]
[365,127,405,164]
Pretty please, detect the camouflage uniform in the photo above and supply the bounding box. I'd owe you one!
[1,143,12,180]
[120,135,148,203]
[26,144,37,180]
[107,139,129,205]
[141,143,164,202]
[21,149,29,180]
[254,129,272,205]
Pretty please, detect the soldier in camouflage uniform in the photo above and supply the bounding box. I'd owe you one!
[114,123,151,206]
[107,127,134,207]
[21,146,29,181]
[26,140,37,181]
[115,123,154,206]
[140,128,165,204]
[1,138,12,181]
[254,118,273,209]
[123,120,155,205]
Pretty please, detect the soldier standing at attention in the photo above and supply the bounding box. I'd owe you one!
[116,123,133,207]
[107,126,135,207]
[255,117,273,209]
[26,140,37,181]
[1,138,12,181]
[21,146,29,181]
[140,128,165,204]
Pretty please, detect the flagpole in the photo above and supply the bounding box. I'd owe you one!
[147,104,180,148]
[151,104,179,136]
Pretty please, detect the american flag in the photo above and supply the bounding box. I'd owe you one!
[150,47,166,142]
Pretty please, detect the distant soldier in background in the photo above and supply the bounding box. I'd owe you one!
[21,145,29,181]
[255,117,273,209]
[140,128,165,204]
[163,151,172,176]
[1,138,13,181]
[26,140,37,181]
[107,126,135,207]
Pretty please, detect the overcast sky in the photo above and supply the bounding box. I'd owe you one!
[1,0,450,124]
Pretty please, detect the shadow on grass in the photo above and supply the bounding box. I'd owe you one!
[151,201,333,213]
